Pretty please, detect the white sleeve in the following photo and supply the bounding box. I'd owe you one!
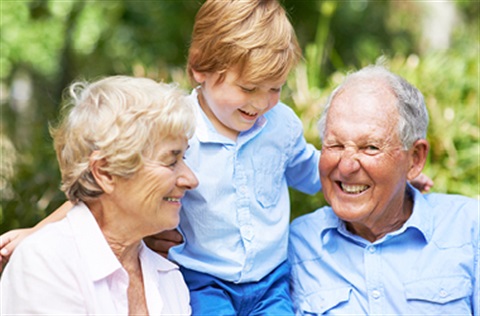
[0,232,89,314]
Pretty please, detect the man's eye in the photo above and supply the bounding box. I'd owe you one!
[364,145,380,154]
[326,144,343,151]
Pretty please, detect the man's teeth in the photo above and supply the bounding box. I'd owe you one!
[164,197,180,202]
[341,183,368,194]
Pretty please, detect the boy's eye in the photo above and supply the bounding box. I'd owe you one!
[240,86,256,92]
[270,87,282,93]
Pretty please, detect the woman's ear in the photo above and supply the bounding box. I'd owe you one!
[191,69,206,84]
[90,152,114,194]
[407,139,429,181]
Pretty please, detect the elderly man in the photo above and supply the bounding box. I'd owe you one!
[289,65,478,315]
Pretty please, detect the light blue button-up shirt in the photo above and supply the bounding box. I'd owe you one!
[289,185,479,315]
[169,89,321,283]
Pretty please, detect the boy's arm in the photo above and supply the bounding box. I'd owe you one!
[410,173,434,192]
[0,201,73,272]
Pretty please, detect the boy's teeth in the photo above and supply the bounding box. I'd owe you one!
[164,197,180,202]
[341,183,368,194]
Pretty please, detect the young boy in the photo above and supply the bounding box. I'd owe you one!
[0,0,433,314]
[166,0,320,314]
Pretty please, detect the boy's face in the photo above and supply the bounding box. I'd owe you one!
[193,67,285,140]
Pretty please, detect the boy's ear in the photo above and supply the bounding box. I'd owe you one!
[192,69,206,84]
[407,139,429,181]
[90,152,114,194]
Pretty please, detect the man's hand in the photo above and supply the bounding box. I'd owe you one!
[143,229,184,258]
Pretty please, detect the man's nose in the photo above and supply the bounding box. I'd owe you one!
[337,148,361,175]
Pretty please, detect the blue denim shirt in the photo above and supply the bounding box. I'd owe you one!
[169,89,321,283]
[289,184,479,315]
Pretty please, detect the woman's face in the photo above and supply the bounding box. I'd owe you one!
[113,136,198,236]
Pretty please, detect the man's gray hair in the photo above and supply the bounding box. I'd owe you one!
[318,65,429,149]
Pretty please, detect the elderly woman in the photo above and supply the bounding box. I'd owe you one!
[1,76,198,315]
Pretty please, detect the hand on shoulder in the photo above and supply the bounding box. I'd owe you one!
[0,228,33,272]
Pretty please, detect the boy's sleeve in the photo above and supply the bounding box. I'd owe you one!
[285,112,321,194]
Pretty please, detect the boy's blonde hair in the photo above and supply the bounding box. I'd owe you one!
[187,0,301,85]
[51,76,195,203]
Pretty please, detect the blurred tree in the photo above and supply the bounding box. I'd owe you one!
[1,0,478,232]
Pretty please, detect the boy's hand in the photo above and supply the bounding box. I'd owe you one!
[0,228,33,272]
[143,229,183,259]
[410,173,434,193]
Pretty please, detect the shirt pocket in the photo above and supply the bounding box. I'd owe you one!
[253,148,284,208]
[298,287,352,315]
[404,275,472,313]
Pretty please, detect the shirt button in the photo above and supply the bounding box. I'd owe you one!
[439,290,448,298]
[372,290,381,299]
[367,245,376,253]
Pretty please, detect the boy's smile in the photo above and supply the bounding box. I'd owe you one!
[193,67,285,140]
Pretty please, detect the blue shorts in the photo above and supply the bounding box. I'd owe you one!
[180,260,294,316]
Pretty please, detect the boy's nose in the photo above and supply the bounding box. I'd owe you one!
[251,94,270,111]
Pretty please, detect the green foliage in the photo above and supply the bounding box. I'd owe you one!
[1,0,478,232]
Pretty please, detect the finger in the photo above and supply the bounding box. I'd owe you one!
[0,236,11,248]
[148,229,182,242]
[149,240,180,253]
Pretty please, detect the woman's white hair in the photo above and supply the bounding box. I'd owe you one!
[51,76,196,203]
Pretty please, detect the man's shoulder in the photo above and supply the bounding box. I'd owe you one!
[419,192,479,242]
[290,206,336,233]
[423,192,478,218]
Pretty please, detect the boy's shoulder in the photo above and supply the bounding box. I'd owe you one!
[267,101,297,117]
[265,101,302,126]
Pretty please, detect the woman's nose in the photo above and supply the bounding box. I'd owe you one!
[178,161,199,190]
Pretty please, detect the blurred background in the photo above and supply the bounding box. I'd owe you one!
[1,0,478,232]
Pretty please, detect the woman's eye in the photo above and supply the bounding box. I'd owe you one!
[168,160,178,168]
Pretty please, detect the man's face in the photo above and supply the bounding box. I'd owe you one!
[319,81,413,233]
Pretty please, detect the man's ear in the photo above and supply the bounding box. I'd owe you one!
[407,139,429,181]
[90,152,114,194]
